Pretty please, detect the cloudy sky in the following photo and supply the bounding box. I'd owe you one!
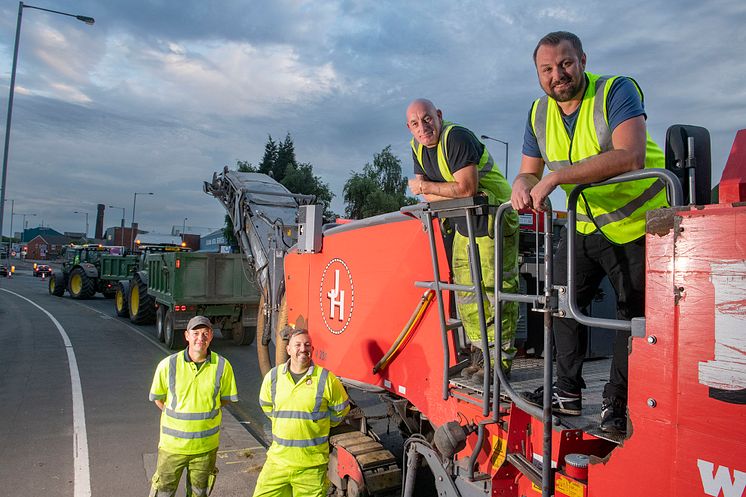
[1,0,744,239]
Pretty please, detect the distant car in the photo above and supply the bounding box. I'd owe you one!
[0,265,8,277]
[34,264,52,277]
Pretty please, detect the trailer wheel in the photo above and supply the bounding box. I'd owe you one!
[68,267,95,299]
[164,308,185,350]
[156,305,166,343]
[129,273,155,325]
[231,323,256,346]
[49,271,66,297]
[114,281,130,317]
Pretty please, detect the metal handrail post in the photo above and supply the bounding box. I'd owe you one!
[565,169,683,330]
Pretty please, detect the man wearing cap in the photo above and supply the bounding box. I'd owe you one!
[253,323,350,497]
[148,315,238,497]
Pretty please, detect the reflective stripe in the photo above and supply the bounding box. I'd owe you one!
[149,393,166,401]
[165,408,219,420]
[168,354,178,410]
[330,413,346,423]
[273,410,329,421]
[580,180,665,228]
[314,369,329,413]
[329,399,350,412]
[221,394,238,402]
[162,425,220,439]
[213,356,225,411]
[260,400,273,407]
[593,76,612,151]
[270,367,278,408]
[533,98,551,167]
[273,434,329,447]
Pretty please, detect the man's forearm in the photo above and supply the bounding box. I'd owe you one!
[551,149,643,186]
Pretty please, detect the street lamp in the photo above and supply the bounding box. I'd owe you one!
[2,198,13,260]
[131,192,154,250]
[73,210,89,238]
[108,205,125,228]
[0,2,94,268]
[480,135,509,179]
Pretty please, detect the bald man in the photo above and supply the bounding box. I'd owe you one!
[406,99,519,380]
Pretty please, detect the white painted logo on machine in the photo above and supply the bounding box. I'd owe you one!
[697,459,745,497]
[698,261,746,404]
[320,258,354,334]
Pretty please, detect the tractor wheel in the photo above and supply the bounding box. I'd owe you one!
[156,305,166,343]
[68,267,95,299]
[129,273,155,325]
[163,307,185,350]
[49,272,66,297]
[232,322,256,346]
[114,281,129,317]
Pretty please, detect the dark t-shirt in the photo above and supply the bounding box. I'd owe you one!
[412,127,484,180]
[521,76,646,158]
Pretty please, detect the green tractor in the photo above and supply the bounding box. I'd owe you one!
[49,244,123,299]
[100,242,191,325]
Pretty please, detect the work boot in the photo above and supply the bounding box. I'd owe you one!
[600,397,627,434]
[460,347,484,379]
[523,385,582,416]
[470,365,511,385]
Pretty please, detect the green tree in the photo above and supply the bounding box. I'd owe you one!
[257,136,277,176]
[343,145,417,219]
[281,162,334,220]
[274,133,296,180]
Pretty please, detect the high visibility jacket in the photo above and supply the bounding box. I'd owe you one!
[530,72,668,244]
[260,361,350,469]
[410,122,512,205]
[149,350,238,455]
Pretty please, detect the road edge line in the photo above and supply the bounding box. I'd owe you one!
[1,288,92,497]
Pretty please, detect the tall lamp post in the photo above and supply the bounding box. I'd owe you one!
[19,212,35,229]
[74,211,89,238]
[480,135,509,179]
[0,2,94,269]
[2,198,13,258]
[131,192,153,250]
[108,205,125,228]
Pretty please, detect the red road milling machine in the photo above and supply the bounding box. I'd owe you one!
[206,126,746,497]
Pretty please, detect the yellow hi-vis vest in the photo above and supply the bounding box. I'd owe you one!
[410,122,512,205]
[530,72,668,244]
[260,361,350,469]
[149,350,238,455]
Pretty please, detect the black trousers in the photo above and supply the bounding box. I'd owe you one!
[553,228,646,402]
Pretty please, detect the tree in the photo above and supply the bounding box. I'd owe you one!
[343,145,417,219]
[257,136,277,176]
[281,162,334,219]
[274,133,297,180]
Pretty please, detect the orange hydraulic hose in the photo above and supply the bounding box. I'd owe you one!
[373,290,435,374]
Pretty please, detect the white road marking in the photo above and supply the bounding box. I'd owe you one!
[1,289,92,497]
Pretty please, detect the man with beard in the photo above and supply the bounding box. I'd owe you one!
[253,324,350,497]
[512,31,668,435]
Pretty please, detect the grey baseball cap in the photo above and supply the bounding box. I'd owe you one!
[187,316,213,331]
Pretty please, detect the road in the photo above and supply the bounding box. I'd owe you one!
[0,262,267,496]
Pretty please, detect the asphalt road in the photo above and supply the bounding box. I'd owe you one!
[0,263,267,496]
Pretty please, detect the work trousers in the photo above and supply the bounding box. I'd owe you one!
[149,448,218,497]
[452,210,519,371]
[252,458,329,497]
[553,228,645,402]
